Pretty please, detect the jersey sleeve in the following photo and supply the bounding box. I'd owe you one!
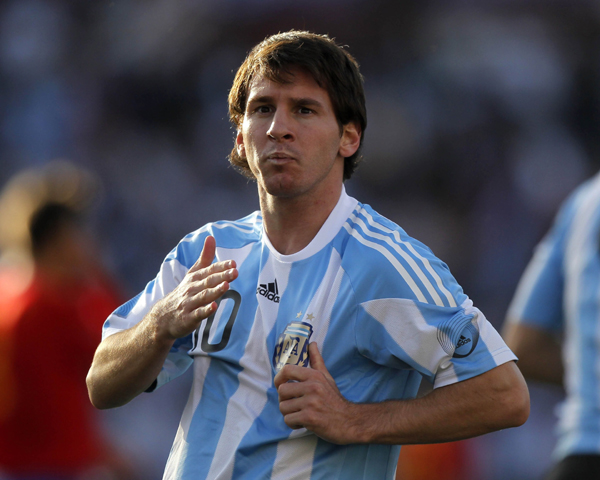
[101,228,210,390]
[345,205,516,389]
[356,296,516,389]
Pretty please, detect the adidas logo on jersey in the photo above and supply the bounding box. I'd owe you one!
[457,335,471,349]
[257,279,280,303]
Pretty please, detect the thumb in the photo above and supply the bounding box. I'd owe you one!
[309,343,333,380]
[191,235,216,272]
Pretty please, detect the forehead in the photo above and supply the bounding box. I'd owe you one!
[246,68,332,104]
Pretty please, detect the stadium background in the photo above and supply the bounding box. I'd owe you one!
[0,0,595,478]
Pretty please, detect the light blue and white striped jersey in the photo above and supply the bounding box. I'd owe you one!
[507,172,600,461]
[104,188,516,480]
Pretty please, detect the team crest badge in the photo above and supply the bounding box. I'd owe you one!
[273,321,313,372]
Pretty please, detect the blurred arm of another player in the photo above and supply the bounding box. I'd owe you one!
[275,343,529,445]
[86,236,238,409]
[502,321,563,386]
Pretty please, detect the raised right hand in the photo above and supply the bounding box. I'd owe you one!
[150,235,238,340]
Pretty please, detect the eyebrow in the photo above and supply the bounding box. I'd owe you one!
[246,96,326,110]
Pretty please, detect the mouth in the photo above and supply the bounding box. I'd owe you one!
[265,152,296,164]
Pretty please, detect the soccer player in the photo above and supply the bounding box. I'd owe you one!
[504,172,600,479]
[87,31,529,479]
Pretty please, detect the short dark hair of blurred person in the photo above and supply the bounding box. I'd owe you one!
[0,161,132,479]
[504,172,600,480]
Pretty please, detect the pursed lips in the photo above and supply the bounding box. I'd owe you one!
[264,152,296,164]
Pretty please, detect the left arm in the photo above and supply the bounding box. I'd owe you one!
[274,343,529,445]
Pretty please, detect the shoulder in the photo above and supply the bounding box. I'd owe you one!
[536,173,600,256]
[340,203,435,269]
[555,173,600,228]
[166,212,262,270]
[338,203,464,308]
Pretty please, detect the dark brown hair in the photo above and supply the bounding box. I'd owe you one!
[29,203,79,259]
[228,30,367,180]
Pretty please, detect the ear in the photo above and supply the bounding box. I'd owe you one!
[339,122,361,158]
[236,130,246,159]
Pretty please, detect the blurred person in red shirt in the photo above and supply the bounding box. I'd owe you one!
[0,162,132,479]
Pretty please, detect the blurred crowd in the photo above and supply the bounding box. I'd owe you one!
[1,0,599,478]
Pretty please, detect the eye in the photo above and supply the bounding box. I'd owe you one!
[255,105,272,114]
[298,107,314,115]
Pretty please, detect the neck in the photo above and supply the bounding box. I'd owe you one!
[35,255,78,285]
[34,241,89,286]
[260,184,343,255]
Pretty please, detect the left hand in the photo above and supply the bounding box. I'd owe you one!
[274,342,358,444]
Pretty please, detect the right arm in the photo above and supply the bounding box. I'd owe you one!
[502,321,563,386]
[86,236,238,409]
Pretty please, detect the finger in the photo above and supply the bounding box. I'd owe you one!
[191,279,232,319]
[194,300,219,319]
[274,364,312,389]
[278,395,304,414]
[188,266,238,293]
[282,411,306,430]
[308,343,337,385]
[190,235,217,273]
[308,343,326,374]
[192,281,231,311]
[277,380,307,402]
[207,267,238,288]
[200,236,217,268]
[273,369,288,390]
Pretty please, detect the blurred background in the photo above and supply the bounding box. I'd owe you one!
[0,0,595,478]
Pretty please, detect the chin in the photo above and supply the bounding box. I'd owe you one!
[266,187,300,199]
[263,176,302,198]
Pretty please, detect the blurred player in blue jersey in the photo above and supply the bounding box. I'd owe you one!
[87,31,529,479]
[504,173,600,480]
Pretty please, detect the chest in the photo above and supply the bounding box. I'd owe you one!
[188,245,354,374]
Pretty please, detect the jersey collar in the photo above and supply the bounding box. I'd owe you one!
[262,185,358,263]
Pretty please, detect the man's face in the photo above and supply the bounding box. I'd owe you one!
[236,68,359,200]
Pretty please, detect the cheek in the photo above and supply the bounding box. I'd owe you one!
[243,137,258,163]
[248,159,261,178]
[243,143,262,176]
[318,130,345,158]
[244,123,268,160]
[241,123,260,153]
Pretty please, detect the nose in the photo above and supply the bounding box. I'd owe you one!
[266,110,294,142]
